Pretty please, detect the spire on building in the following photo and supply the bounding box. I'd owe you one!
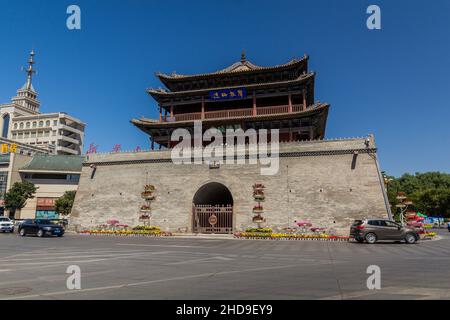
[10,49,40,112]
[22,50,36,92]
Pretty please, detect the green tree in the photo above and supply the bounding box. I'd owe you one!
[386,172,450,218]
[4,181,38,216]
[55,190,77,216]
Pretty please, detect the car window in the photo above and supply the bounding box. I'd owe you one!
[0,217,9,222]
[378,220,388,227]
[385,221,399,228]
[24,219,33,224]
[36,219,51,225]
[368,220,379,226]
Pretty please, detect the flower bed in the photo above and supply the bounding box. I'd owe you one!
[79,226,169,237]
[234,232,349,241]
[79,229,172,237]
[132,225,161,231]
[424,232,437,238]
[245,227,273,233]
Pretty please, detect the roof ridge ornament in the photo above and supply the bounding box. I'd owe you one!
[241,50,246,63]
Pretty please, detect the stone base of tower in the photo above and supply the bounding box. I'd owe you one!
[70,136,390,236]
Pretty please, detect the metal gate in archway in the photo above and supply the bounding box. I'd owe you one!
[193,205,233,234]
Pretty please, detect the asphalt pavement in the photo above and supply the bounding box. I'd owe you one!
[0,230,449,300]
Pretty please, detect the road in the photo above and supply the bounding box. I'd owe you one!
[0,230,449,300]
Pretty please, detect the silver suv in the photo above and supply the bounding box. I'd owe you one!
[350,219,419,244]
[0,217,14,233]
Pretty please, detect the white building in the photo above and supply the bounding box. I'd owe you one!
[0,51,85,155]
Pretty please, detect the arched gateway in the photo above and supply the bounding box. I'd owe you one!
[192,182,233,234]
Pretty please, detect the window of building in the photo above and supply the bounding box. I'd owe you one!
[44,131,50,137]
[45,120,50,127]
[19,122,24,129]
[38,121,43,127]
[53,120,58,126]
[31,132,36,138]
[2,114,10,138]
[18,133,23,139]
[12,133,17,139]
[52,130,57,136]
[24,132,30,138]
[0,172,9,196]
[38,131,43,137]
[13,123,18,130]
[26,122,30,128]
[32,121,37,128]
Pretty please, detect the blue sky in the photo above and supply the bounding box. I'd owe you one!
[0,0,449,176]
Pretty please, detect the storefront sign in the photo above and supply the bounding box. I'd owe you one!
[37,198,56,207]
[0,143,17,154]
[36,210,59,219]
[209,88,246,101]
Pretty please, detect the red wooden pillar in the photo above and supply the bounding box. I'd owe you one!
[253,93,257,116]
[159,105,163,122]
[201,97,205,119]
[170,105,174,120]
[288,93,293,113]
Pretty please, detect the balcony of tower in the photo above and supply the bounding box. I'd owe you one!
[152,90,315,123]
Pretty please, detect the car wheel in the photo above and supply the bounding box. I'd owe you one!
[19,229,26,237]
[365,233,377,244]
[37,229,44,238]
[405,233,417,244]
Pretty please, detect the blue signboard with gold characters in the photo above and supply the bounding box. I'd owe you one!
[209,88,247,101]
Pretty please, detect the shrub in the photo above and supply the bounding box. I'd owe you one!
[245,227,272,233]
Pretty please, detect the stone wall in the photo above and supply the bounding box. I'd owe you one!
[70,137,390,235]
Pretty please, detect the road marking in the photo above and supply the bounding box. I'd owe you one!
[321,286,450,300]
[116,243,205,249]
[167,256,234,265]
[6,249,149,257]
[1,252,154,262]
[2,264,299,300]
[0,270,117,287]
[0,251,170,267]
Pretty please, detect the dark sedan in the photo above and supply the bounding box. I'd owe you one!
[18,219,65,237]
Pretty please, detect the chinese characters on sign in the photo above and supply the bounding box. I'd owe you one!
[1,143,17,154]
[209,88,247,101]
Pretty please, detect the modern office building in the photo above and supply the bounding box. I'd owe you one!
[0,51,85,155]
[0,153,83,219]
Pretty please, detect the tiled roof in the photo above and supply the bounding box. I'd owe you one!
[148,73,315,97]
[156,55,308,81]
[20,154,83,173]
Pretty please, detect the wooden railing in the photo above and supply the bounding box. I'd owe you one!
[170,104,305,122]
